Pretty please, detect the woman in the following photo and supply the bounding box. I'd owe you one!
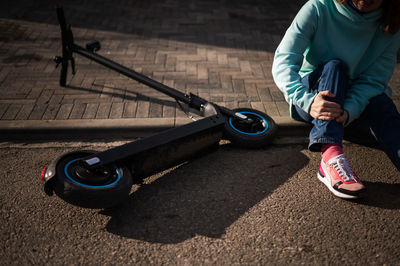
[272,0,400,199]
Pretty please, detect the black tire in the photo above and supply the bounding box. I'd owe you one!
[223,108,277,148]
[52,151,133,209]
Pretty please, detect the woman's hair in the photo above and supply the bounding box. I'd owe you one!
[337,0,400,34]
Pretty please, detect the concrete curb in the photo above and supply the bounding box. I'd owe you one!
[0,116,311,140]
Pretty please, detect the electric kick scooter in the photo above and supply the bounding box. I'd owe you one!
[42,7,278,209]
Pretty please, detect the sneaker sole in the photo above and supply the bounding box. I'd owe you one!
[317,172,360,199]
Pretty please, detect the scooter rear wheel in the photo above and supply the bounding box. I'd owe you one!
[52,151,133,209]
[223,108,277,148]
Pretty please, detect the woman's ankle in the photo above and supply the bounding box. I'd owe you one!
[321,143,343,162]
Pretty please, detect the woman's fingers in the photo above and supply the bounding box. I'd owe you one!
[311,104,342,119]
[318,90,335,98]
[322,101,341,109]
[310,111,341,120]
[316,115,334,120]
[310,91,343,120]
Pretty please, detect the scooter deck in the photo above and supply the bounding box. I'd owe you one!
[81,115,225,177]
[43,115,225,188]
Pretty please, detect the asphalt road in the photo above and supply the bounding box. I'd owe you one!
[0,140,399,265]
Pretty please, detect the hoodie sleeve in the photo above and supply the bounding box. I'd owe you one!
[343,39,399,125]
[272,0,319,114]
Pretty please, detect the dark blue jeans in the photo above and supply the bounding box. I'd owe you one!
[295,59,400,171]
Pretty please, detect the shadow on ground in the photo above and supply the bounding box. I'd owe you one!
[103,143,309,243]
[354,182,400,210]
[66,84,178,107]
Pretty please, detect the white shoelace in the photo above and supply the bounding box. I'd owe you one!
[328,155,356,182]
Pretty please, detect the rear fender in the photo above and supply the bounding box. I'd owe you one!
[42,150,97,196]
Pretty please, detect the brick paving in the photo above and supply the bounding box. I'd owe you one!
[0,0,399,128]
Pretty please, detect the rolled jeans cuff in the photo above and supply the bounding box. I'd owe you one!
[309,138,342,152]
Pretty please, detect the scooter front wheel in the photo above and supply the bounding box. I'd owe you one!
[52,151,133,209]
[223,108,277,148]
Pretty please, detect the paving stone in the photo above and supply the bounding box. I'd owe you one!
[232,79,245,93]
[100,84,115,99]
[81,76,95,88]
[239,61,252,73]
[0,104,9,119]
[69,72,85,87]
[2,104,22,120]
[251,102,266,113]
[220,74,233,91]
[225,101,238,109]
[217,54,228,65]
[0,68,9,85]
[257,86,273,102]
[82,103,99,119]
[122,101,137,118]
[95,102,112,119]
[271,90,285,102]
[209,72,220,86]
[210,95,223,102]
[238,101,252,108]
[276,101,290,117]
[36,89,54,104]
[56,103,73,120]
[244,83,259,100]
[111,90,125,102]
[48,94,64,105]
[69,103,86,119]
[42,104,60,120]
[207,50,217,62]
[163,102,176,118]
[264,102,280,117]
[109,102,124,119]
[28,104,47,120]
[136,99,150,118]
[197,64,208,80]
[186,64,197,76]
[64,94,97,100]
[251,63,265,78]
[149,101,163,118]
[61,98,75,104]
[155,53,167,66]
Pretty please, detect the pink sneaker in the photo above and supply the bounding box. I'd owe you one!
[318,154,365,199]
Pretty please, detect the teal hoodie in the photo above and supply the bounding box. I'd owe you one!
[272,0,400,124]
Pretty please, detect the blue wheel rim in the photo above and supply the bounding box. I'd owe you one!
[229,111,269,136]
[64,158,121,189]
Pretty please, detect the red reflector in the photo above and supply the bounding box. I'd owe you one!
[41,168,46,181]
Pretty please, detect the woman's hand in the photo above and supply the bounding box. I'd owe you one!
[309,90,343,120]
